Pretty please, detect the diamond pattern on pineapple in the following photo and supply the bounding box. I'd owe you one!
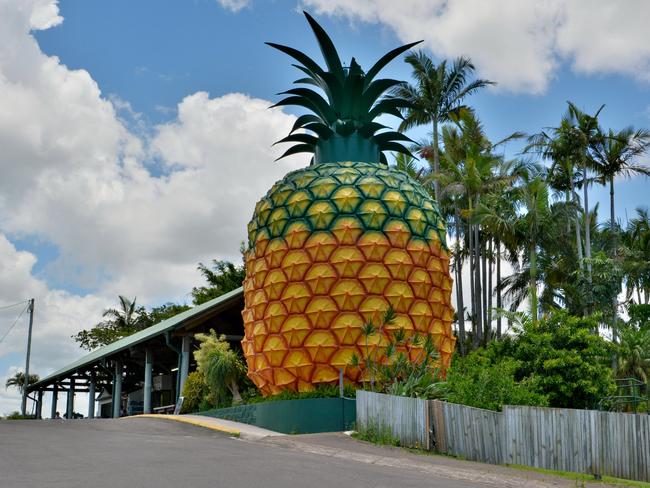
[243,161,454,396]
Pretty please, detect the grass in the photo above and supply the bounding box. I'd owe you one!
[506,464,650,488]
[351,431,649,487]
[352,423,400,447]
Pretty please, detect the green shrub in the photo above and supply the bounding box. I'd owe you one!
[194,329,245,407]
[3,411,36,420]
[508,311,616,409]
[245,384,357,404]
[181,371,211,413]
[446,351,548,411]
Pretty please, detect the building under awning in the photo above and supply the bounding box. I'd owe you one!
[26,287,244,419]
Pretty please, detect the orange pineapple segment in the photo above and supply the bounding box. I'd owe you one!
[242,161,455,396]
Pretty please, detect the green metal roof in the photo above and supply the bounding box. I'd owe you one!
[28,287,244,391]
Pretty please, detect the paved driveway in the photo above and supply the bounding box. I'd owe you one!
[0,418,611,488]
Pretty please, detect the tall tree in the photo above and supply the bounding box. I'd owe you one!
[591,127,650,251]
[565,102,605,278]
[476,168,552,324]
[191,260,246,305]
[5,371,40,394]
[394,53,493,201]
[72,296,149,351]
[527,123,584,265]
[591,127,650,344]
[437,111,519,346]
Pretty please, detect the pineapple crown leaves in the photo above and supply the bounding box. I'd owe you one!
[268,11,421,164]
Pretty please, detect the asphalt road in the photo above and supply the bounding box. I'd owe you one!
[0,418,497,488]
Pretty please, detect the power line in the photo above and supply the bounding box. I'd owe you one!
[0,303,30,344]
[0,300,29,312]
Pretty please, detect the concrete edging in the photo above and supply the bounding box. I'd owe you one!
[123,414,241,436]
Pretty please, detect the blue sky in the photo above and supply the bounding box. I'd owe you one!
[34,0,650,223]
[1,0,650,415]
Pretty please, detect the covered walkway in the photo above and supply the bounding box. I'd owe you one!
[26,287,244,419]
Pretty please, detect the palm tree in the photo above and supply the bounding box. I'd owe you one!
[476,168,552,324]
[437,111,519,345]
[102,296,147,333]
[393,53,494,201]
[5,371,40,394]
[591,127,650,344]
[527,124,585,264]
[616,326,650,383]
[591,127,650,250]
[622,208,650,304]
[205,347,244,406]
[565,102,605,277]
[194,330,245,406]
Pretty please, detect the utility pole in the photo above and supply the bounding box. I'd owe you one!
[20,298,34,416]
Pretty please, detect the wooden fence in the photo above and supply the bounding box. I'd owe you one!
[356,391,430,450]
[503,406,650,482]
[357,393,650,482]
[430,400,504,465]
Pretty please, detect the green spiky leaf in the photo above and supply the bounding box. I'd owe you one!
[374,131,415,145]
[364,41,422,87]
[266,42,325,79]
[304,11,345,82]
[275,143,315,161]
[290,114,323,134]
[274,133,318,146]
[304,122,334,139]
[379,141,414,157]
[269,12,416,164]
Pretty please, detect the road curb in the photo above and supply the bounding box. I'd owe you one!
[123,414,241,436]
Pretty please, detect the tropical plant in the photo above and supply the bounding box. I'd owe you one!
[72,296,149,351]
[241,12,456,396]
[591,127,650,248]
[147,303,191,324]
[5,371,40,394]
[180,370,211,413]
[393,52,494,200]
[622,208,650,305]
[194,329,245,406]
[191,260,246,305]
[348,307,448,399]
[616,325,650,383]
[437,111,521,343]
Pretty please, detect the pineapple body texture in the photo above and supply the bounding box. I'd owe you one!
[242,161,455,395]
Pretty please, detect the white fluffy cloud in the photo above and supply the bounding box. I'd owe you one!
[302,0,650,93]
[0,0,306,414]
[217,0,250,13]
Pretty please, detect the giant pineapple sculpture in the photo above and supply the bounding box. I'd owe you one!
[242,12,455,395]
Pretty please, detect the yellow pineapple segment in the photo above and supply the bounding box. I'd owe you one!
[242,161,455,396]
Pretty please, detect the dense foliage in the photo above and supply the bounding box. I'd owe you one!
[194,329,245,407]
[445,353,548,411]
[180,371,211,414]
[191,260,245,306]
